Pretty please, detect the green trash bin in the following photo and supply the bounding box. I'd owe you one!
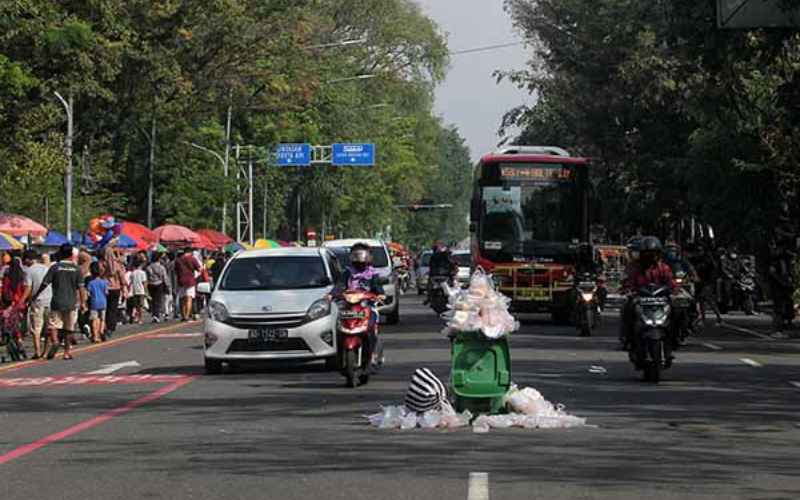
[450,330,512,415]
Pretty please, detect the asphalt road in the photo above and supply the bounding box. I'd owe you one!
[1,295,799,500]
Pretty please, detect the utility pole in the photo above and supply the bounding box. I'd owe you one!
[147,117,156,228]
[222,103,232,234]
[248,151,254,245]
[54,92,73,236]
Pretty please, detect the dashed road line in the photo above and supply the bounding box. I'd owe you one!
[739,358,763,368]
[789,381,800,389]
[720,322,775,341]
[701,342,723,351]
[468,472,489,500]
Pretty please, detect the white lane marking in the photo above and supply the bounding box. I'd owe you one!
[86,360,141,375]
[720,322,774,341]
[739,358,763,368]
[468,472,489,500]
[701,342,723,351]
[588,365,607,374]
[789,382,800,389]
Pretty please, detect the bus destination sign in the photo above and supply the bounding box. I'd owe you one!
[499,163,572,182]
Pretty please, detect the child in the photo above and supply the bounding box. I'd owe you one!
[86,262,109,343]
[129,262,148,324]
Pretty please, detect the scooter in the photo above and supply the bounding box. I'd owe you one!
[672,270,698,345]
[732,256,757,315]
[396,265,411,293]
[427,274,451,315]
[629,284,674,383]
[573,272,600,337]
[335,290,384,388]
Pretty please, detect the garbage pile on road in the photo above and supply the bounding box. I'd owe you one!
[441,269,518,339]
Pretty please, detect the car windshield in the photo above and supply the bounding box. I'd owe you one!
[220,256,329,291]
[330,246,389,268]
[452,253,471,267]
[420,252,431,266]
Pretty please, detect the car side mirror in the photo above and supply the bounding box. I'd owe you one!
[197,282,212,295]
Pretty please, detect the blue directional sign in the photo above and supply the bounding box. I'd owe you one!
[275,143,312,166]
[332,143,375,166]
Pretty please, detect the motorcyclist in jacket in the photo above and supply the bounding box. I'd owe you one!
[688,243,723,325]
[620,237,676,348]
[333,242,385,368]
[424,241,457,304]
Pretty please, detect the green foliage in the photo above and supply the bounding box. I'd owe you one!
[0,0,470,248]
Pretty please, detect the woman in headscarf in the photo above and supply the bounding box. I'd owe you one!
[2,255,28,357]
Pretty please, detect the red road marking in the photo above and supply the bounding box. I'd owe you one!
[147,332,202,339]
[0,376,195,465]
[0,374,186,388]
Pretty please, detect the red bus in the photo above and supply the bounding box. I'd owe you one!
[470,146,591,322]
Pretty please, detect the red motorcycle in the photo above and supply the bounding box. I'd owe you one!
[335,290,384,388]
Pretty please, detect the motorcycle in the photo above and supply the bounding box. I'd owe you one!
[672,270,698,344]
[731,256,756,315]
[396,265,411,293]
[335,290,384,388]
[427,274,451,315]
[629,284,674,383]
[573,272,600,337]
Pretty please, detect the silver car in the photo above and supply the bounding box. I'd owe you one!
[199,247,339,374]
[452,250,472,288]
[322,238,400,324]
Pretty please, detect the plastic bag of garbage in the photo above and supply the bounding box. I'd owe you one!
[440,410,472,429]
[419,411,442,429]
[372,405,407,429]
[400,413,418,430]
[472,415,491,433]
[486,414,515,429]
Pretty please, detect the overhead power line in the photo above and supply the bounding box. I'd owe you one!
[448,41,527,56]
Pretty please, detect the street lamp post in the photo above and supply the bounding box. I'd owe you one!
[54,92,73,236]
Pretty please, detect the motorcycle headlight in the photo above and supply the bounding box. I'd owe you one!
[642,305,670,326]
[580,291,594,302]
[306,299,331,322]
[208,301,230,323]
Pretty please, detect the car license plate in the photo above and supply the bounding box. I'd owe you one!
[248,328,289,342]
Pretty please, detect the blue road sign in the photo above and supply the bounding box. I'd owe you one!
[332,143,375,166]
[275,143,312,166]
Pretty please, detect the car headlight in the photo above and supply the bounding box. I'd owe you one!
[208,301,230,323]
[306,299,331,322]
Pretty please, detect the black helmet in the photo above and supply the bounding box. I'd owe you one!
[626,237,642,252]
[639,236,662,253]
[350,242,371,271]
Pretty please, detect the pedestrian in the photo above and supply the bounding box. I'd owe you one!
[145,252,168,323]
[767,240,796,337]
[101,247,126,338]
[33,243,83,360]
[129,261,148,324]
[85,262,109,343]
[22,249,51,359]
[174,247,200,321]
[2,253,28,358]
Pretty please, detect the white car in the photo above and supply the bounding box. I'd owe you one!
[452,250,472,287]
[199,247,339,374]
[322,238,400,324]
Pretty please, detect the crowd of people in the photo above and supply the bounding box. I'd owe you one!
[0,242,231,362]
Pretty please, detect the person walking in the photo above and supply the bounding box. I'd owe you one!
[129,261,148,324]
[2,254,28,358]
[145,253,168,323]
[85,262,109,343]
[174,248,200,321]
[22,250,51,358]
[101,247,126,338]
[33,244,83,360]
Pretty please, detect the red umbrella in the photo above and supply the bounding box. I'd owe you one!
[196,229,233,248]
[120,221,157,250]
[195,233,219,251]
[0,213,48,237]
[154,224,202,248]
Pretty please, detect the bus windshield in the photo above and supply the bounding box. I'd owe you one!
[479,163,580,261]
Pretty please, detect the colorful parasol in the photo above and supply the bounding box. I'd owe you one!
[0,232,24,251]
[0,213,48,237]
[119,221,157,250]
[43,231,69,247]
[224,241,245,253]
[253,239,282,249]
[196,229,233,248]
[154,224,202,248]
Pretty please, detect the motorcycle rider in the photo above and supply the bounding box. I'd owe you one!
[767,240,796,337]
[424,241,457,304]
[620,237,676,349]
[332,242,386,368]
[689,243,723,325]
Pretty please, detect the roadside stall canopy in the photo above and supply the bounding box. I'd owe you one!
[0,232,24,250]
[0,213,47,237]
[43,230,69,247]
[196,229,233,249]
[120,221,157,249]
[154,224,203,249]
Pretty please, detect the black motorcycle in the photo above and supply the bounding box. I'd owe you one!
[731,256,757,315]
[573,272,600,337]
[629,284,674,383]
[427,274,451,315]
[672,269,699,344]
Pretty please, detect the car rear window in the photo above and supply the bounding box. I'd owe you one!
[330,246,389,268]
[452,253,472,267]
[220,256,329,291]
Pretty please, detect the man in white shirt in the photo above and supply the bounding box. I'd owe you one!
[22,249,52,359]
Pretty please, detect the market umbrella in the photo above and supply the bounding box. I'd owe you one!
[43,230,69,247]
[196,229,233,248]
[224,241,245,253]
[195,233,219,251]
[0,232,24,251]
[69,231,93,247]
[0,213,48,237]
[112,234,139,249]
[154,224,202,248]
[120,221,157,249]
[253,239,281,249]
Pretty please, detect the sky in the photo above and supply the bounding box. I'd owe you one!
[414,0,532,161]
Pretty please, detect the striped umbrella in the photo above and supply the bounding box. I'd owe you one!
[0,232,24,250]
